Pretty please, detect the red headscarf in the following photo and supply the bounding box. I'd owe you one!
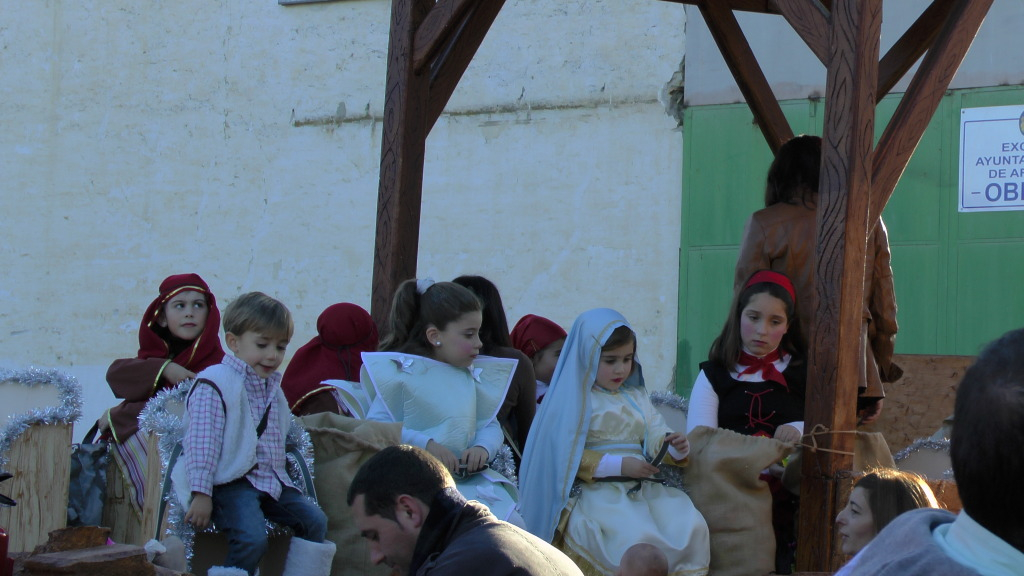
[510,314,567,359]
[282,303,380,411]
[138,273,224,371]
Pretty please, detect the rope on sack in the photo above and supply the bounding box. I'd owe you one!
[795,424,857,456]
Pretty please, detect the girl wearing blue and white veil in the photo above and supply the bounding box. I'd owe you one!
[519,308,710,576]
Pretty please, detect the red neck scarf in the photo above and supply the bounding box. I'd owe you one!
[138,273,224,372]
[737,349,787,389]
[281,303,379,411]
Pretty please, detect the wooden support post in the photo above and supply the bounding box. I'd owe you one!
[797,0,879,571]
[371,0,503,327]
[371,0,434,328]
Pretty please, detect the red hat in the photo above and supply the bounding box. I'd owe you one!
[510,314,567,359]
[138,273,224,372]
[282,303,379,411]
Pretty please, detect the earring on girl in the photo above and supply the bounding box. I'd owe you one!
[434,341,441,346]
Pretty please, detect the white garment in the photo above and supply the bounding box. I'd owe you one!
[935,512,1024,576]
[686,354,804,436]
[564,385,709,576]
[361,352,520,521]
[174,363,291,508]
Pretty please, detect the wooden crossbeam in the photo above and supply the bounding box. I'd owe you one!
[871,0,992,225]
[877,0,955,101]
[413,0,477,74]
[775,0,831,64]
[659,0,783,15]
[425,1,506,132]
[700,2,794,153]
[798,0,881,571]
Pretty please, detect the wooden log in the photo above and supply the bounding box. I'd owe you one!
[22,543,154,576]
[0,424,71,553]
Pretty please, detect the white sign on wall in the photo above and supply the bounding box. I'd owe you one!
[959,104,1024,212]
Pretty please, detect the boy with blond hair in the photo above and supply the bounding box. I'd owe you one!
[181,292,334,576]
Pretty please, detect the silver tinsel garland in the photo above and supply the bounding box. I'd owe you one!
[894,437,954,480]
[0,367,82,469]
[139,381,317,563]
[491,443,518,487]
[650,389,690,415]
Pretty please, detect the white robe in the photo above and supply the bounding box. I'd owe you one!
[564,385,710,576]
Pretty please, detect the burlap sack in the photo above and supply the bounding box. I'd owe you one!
[300,413,402,576]
[853,430,895,470]
[684,426,796,576]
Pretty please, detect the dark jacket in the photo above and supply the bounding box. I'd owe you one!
[410,488,582,576]
[735,199,902,398]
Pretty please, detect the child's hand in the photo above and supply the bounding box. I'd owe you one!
[426,439,459,473]
[774,424,801,444]
[163,362,197,385]
[666,432,690,459]
[460,446,489,472]
[185,493,213,530]
[621,457,660,479]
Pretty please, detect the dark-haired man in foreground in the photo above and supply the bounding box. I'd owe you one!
[838,327,1024,575]
[348,445,583,576]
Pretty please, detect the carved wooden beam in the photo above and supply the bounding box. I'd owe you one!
[699,2,794,153]
[372,0,505,325]
[425,0,506,132]
[775,0,831,65]
[658,0,834,15]
[798,0,880,571]
[659,0,783,15]
[877,0,955,101]
[871,0,992,225]
[371,0,434,328]
[413,0,476,74]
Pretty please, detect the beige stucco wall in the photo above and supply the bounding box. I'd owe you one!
[0,0,686,436]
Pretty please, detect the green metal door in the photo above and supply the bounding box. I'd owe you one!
[677,86,1024,396]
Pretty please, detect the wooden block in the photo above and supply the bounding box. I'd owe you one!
[22,543,155,576]
[0,424,72,553]
[31,526,110,554]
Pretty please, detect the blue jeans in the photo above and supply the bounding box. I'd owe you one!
[211,479,328,575]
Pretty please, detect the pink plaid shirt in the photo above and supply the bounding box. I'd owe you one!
[184,354,293,499]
